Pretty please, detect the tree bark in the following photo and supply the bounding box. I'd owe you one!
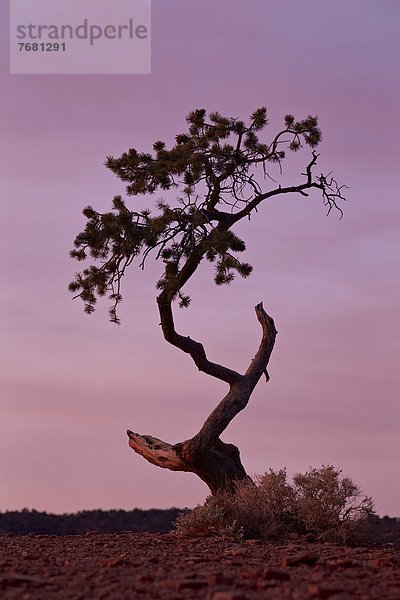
[128,302,277,494]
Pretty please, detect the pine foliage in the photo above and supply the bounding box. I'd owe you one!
[69,107,340,322]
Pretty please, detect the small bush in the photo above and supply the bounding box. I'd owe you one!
[293,465,375,542]
[174,465,375,543]
[174,499,244,541]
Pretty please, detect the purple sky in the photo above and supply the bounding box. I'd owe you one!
[1,1,399,516]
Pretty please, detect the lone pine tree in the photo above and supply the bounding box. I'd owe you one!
[70,108,346,494]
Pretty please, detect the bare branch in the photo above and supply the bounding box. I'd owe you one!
[228,150,346,225]
[127,430,191,472]
[157,292,242,385]
[244,302,278,383]
[316,173,348,219]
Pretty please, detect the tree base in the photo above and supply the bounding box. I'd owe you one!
[127,303,277,496]
[127,431,250,494]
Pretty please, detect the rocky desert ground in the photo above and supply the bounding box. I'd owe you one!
[1,532,399,599]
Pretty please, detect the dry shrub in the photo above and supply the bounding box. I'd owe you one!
[292,465,375,542]
[174,499,244,542]
[174,465,375,543]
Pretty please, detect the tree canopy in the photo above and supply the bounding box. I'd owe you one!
[69,108,346,324]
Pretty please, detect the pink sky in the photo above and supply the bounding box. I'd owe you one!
[1,1,399,516]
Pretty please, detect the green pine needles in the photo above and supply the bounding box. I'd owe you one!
[69,107,345,323]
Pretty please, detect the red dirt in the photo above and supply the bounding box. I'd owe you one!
[1,532,399,599]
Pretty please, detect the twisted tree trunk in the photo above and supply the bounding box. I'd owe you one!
[127,301,277,494]
[68,108,343,495]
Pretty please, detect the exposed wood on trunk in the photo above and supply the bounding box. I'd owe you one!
[128,430,250,494]
[127,430,192,472]
[128,302,277,494]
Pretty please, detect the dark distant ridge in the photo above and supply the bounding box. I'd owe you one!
[0,508,186,536]
[1,510,399,543]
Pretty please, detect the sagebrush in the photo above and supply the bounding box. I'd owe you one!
[174,465,375,543]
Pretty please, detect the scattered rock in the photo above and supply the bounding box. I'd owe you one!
[211,593,248,600]
[230,548,248,557]
[0,533,398,599]
[330,559,361,569]
[0,574,56,588]
[282,551,320,567]
[309,584,350,598]
[264,568,291,581]
[100,557,126,568]
[165,577,209,591]
[135,573,154,583]
[206,574,235,585]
